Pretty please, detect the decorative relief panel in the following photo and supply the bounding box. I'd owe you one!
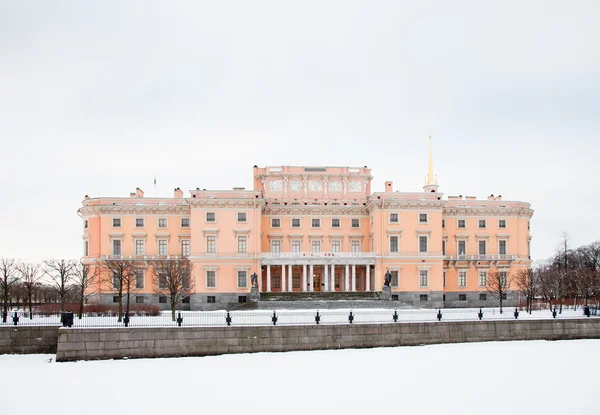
[289,180,302,192]
[328,181,342,192]
[348,181,362,192]
[309,180,322,191]
[269,180,283,191]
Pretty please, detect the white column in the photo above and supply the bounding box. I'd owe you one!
[324,263,329,292]
[366,265,371,292]
[288,265,293,292]
[345,264,350,292]
[352,264,356,292]
[266,265,271,292]
[309,264,314,292]
[302,264,307,292]
[281,264,286,292]
[330,264,335,292]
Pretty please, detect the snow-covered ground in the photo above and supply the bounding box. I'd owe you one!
[0,340,597,414]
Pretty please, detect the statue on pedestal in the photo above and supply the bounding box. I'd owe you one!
[383,270,392,287]
[250,272,258,288]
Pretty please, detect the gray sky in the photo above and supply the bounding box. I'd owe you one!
[1,0,598,263]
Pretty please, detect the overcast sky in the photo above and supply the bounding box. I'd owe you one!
[1,1,598,263]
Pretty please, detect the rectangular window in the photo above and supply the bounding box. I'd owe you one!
[206,271,216,288]
[158,272,168,289]
[499,272,508,288]
[237,212,247,222]
[135,296,144,304]
[206,236,216,253]
[237,271,247,288]
[479,219,487,228]
[206,212,216,222]
[272,276,281,289]
[499,240,507,255]
[331,218,340,228]
[391,271,399,287]
[498,219,506,228]
[237,236,247,253]
[389,213,399,223]
[478,240,486,255]
[459,294,467,301]
[478,271,487,287]
[271,218,280,228]
[351,218,360,228]
[207,296,216,303]
[182,296,190,304]
[113,296,119,303]
[271,240,281,253]
[135,239,145,256]
[420,294,428,302]
[458,240,466,255]
[291,218,301,228]
[458,271,467,287]
[159,296,167,304]
[292,276,300,289]
[311,240,321,252]
[419,213,428,223]
[419,236,428,253]
[135,218,144,228]
[158,239,168,256]
[443,271,446,288]
[419,270,428,287]
[442,240,446,256]
[291,240,301,252]
[238,296,247,303]
[442,219,445,228]
[351,240,360,252]
[181,240,191,256]
[312,218,321,228]
[457,219,466,228]
[181,217,190,227]
[389,236,399,253]
[112,218,121,227]
[479,293,487,301]
[331,240,341,252]
[112,272,120,290]
[84,220,88,229]
[84,241,89,256]
[158,218,167,228]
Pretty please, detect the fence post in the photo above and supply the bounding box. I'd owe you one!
[225,312,232,326]
[271,311,278,326]
[348,311,354,324]
[315,311,321,325]
[393,310,398,323]
[437,309,442,321]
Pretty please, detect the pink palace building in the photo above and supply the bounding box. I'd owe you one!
[79,141,533,309]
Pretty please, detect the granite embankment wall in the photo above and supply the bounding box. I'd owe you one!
[0,326,60,354]
[55,319,600,362]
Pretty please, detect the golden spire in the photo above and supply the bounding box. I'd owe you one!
[426,132,437,185]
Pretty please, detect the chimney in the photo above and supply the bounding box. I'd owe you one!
[496,195,502,201]
[487,194,495,200]
[135,187,144,198]
[129,192,136,198]
[174,187,183,198]
[385,181,393,192]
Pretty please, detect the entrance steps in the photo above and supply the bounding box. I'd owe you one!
[260,291,381,302]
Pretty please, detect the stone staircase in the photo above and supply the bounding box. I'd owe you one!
[260,291,382,302]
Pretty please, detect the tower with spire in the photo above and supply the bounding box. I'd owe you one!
[423,132,439,193]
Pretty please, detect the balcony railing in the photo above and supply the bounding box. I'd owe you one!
[263,252,378,258]
[99,255,187,261]
[445,254,517,261]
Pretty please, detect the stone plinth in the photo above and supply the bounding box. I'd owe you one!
[250,286,261,302]
[381,286,392,301]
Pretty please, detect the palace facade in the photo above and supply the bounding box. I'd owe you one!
[79,146,533,309]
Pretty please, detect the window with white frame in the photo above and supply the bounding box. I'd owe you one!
[419,213,428,223]
[112,240,122,255]
[478,240,486,255]
[84,220,88,229]
[206,236,216,253]
[331,240,341,252]
[389,213,399,223]
[111,272,120,289]
[158,239,168,256]
[291,240,301,252]
[443,271,446,287]
[112,218,121,227]
[237,212,247,222]
[237,271,247,288]
[135,269,145,289]
[311,240,321,252]
[499,271,508,287]
[419,270,428,287]
[237,235,247,253]
[351,240,361,252]
[158,218,167,228]
[206,270,216,288]
[291,218,301,228]
[158,272,168,289]
[389,236,399,253]
[498,240,507,255]
[479,219,487,228]
[498,219,506,228]
[206,212,216,222]
[391,271,399,287]
[419,236,428,253]
[271,218,280,228]
[135,239,145,256]
[271,240,281,253]
[135,217,144,228]
[457,219,466,228]
[457,240,466,255]
[312,218,321,228]
[331,218,340,228]
[442,219,445,228]
[478,271,487,287]
[351,218,360,228]
[84,240,89,256]
[181,217,190,227]
[458,271,467,287]
[181,239,191,256]
[442,240,446,256]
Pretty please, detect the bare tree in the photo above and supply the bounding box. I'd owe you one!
[151,258,194,321]
[514,268,537,314]
[0,258,19,323]
[44,259,77,312]
[487,270,511,314]
[72,263,98,318]
[19,263,43,318]
[99,259,137,322]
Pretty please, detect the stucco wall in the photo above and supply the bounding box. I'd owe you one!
[55,318,600,362]
[0,326,60,355]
